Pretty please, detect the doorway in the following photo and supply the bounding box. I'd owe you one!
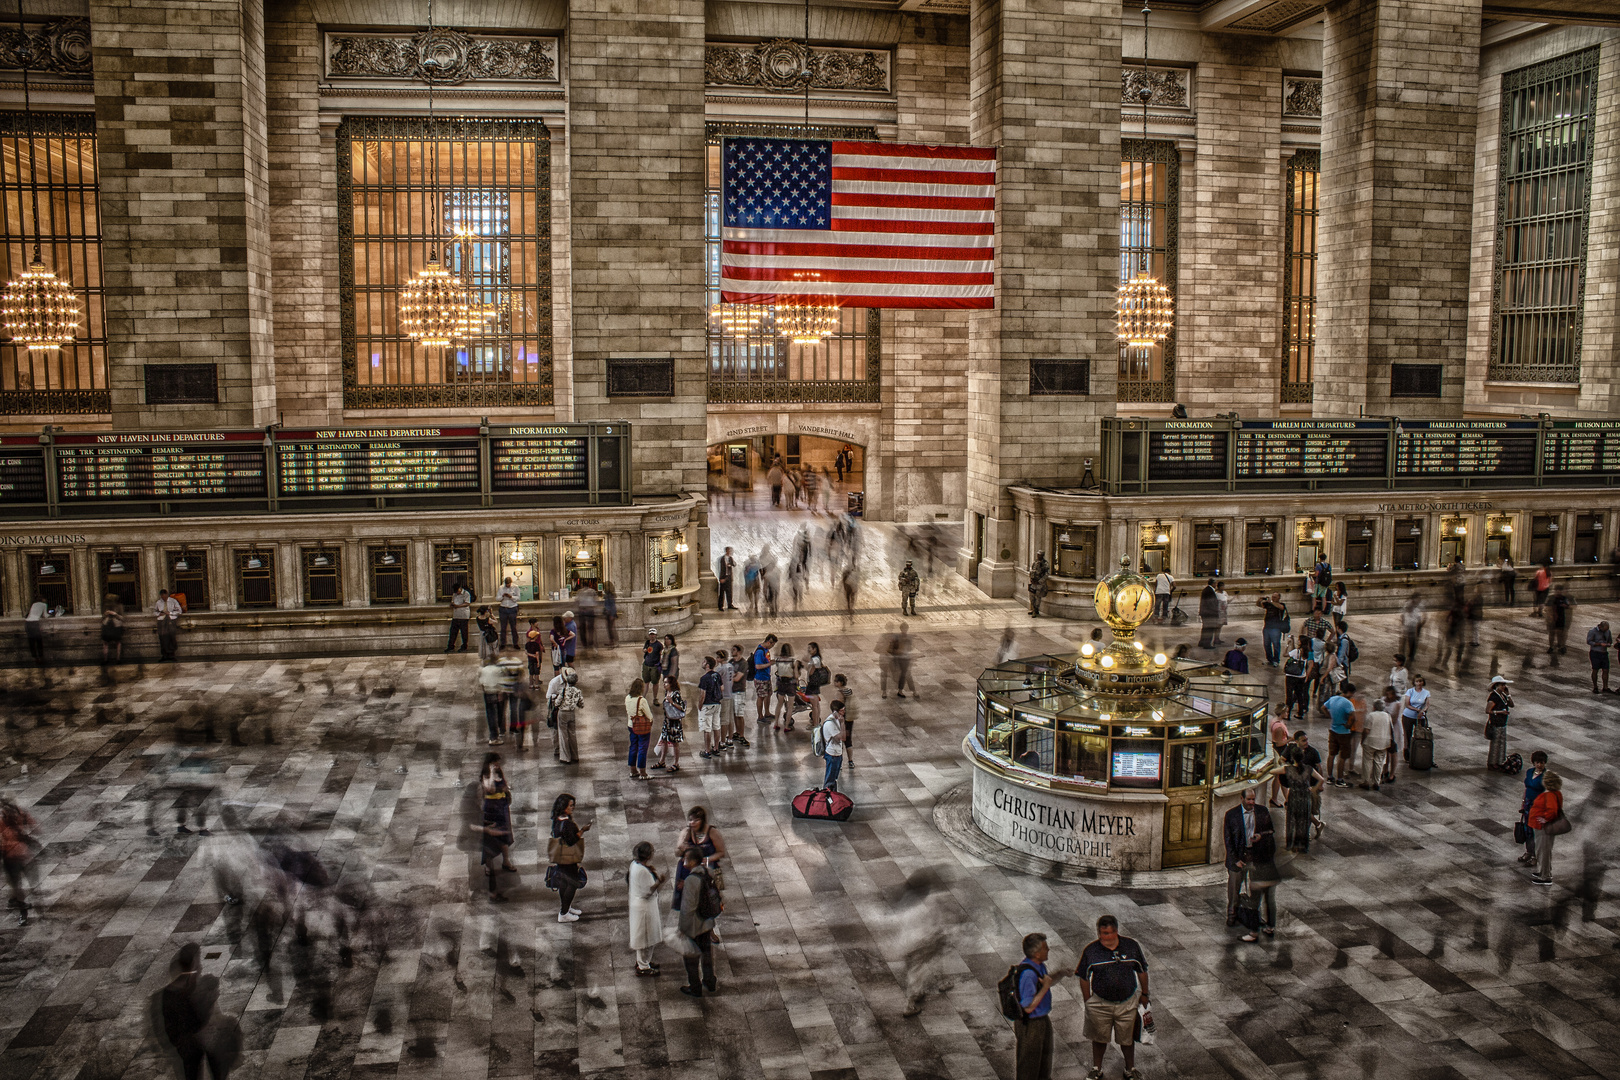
[706,435,864,514]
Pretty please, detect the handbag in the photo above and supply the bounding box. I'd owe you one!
[1545,810,1571,836]
[547,836,584,864]
[1284,657,1308,678]
[1513,816,1528,845]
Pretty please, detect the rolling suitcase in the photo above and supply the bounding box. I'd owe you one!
[1409,724,1435,771]
[792,788,854,821]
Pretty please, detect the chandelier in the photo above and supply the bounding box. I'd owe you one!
[1115,4,1173,352]
[2,0,80,352]
[400,252,471,347]
[709,302,768,338]
[774,273,840,345]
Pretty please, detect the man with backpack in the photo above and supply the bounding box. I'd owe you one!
[1000,932,1057,1080]
[676,848,720,998]
[697,657,726,759]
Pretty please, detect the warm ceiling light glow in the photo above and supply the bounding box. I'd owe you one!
[774,274,840,345]
[1153,652,1167,665]
[1116,271,1175,348]
[2,256,80,350]
[710,302,767,338]
[400,253,471,347]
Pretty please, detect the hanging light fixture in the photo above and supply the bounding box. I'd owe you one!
[1115,5,1173,352]
[398,0,471,347]
[1,0,80,351]
[709,302,767,339]
[776,274,840,345]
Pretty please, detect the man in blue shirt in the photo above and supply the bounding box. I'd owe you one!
[1015,932,1057,1080]
[1324,682,1358,788]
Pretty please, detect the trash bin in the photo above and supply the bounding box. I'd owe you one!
[847,491,864,517]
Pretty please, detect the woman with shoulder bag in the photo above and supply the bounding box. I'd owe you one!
[553,669,584,764]
[674,806,727,942]
[652,676,686,773]
[1484,675,1512,770]
[547,793,591,922]
[624,679,655,780]
[803,642,827,726]
[1526,772,1567,886]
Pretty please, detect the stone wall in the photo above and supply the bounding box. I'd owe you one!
[90,0,277,429]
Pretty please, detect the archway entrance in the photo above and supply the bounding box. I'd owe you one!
[706,434,865,515]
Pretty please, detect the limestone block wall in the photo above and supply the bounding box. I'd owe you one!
[90,0,277,429]
[1317,0,1480,419]
[1179,36,1284,415]
[568,0,708,497]
[887,14,971,522]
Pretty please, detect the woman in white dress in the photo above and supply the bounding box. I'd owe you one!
[628,841,665,976]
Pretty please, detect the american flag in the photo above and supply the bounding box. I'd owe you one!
[719,137,996,310]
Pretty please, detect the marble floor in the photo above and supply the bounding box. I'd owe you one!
[3,550,1620,1080]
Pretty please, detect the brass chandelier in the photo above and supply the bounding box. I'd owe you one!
[775,274,840,345]
[1115,4,1173,352]
[709,302,767,338]
[1,0,80,351]
[398,0,472,347]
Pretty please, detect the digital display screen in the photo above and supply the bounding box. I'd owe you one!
[1112,751,1162,780]
[54,432,268,501]
[491,437,590,491]
[277,430,481,496]
[1393,421,1538,478]
[1148,429,1227,481]
[0,437,47,503]
[1543,421,1620,475]
[1235,421,1388,479]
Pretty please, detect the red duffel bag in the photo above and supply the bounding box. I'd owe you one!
[791,788,853,821]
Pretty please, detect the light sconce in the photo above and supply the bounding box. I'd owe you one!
[246,555,262,569]
[381,551,398,565]
[1498,524,1512,534]
[1208,529,1222,542]
[1260,529,1273,541]
[108,557,126,573]
[312,553,331,567]
[1548,522,1560,533]
[675,540,689,554]
[38,560,55,576]
[1361,526,1373,538]
[175,558,189,571]
[1311,529,1324,540]
[1453,524,1467,536]
[574,545,592,562]
[1058,530,1071,544]
[1594,519,1605,532]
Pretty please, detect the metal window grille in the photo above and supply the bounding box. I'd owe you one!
[1029,359,1090,396]
[1281,150,1318,404]
[28,552,70,612]
[1489,48,1598,384]
[301,548,342,607]
[704,127,880,404]
[337,116,552,409]
[236,549,276,609]
[1390,363,1442,398]
[166,549,209,611]
[368,545,408,605]
[0,112,108,415]
[1118,139,1179,404]
[434,542,473,602]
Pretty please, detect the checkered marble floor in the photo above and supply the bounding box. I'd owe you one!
[3,570,1620,1080]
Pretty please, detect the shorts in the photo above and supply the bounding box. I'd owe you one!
[755,679,771,697]
[1082,993,1139,1046]
[776,677,797,695]
[699,704,722,733]
[527,657,540,676]
[841,721,853,747]
[1328,730,1353,757]
[1591,649,1609,671]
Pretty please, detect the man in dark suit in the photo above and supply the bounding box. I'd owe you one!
[1198,575,1223,648]
[1223,788,1273,926]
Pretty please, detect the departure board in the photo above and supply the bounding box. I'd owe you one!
[1542,421,1620,475]
[54,432,267,501]
[0,436,47,503]
[276,429,481,497]
[491,431,591,491]
[1147,427,1227,481]
[1235,421,1388,479]
[1393,421,1539,478]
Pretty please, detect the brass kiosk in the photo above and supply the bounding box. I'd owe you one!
[966,558,1274,871]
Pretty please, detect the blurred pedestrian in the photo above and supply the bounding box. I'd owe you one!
[602,582,619,645]
[22,593,46,664]
[898,560,920,616]
[893,627,917,699]
[547,793,589,922]
[475,606,498,663]
[479,656,506,746]
[628,842,665,976]
[1531,561,1552,616]
[1588,621,1613,693]
[473,754,515,901]
[1399,594,1423,665]
[1499,554,1517,606]
[156,942,239,1080]
[550,616,573,675]
[154,588,182,662]
[1544,583,1572,660]
[1198,577,1221,649]
[625,679,654,781]
[101,592,125,665]
[1,797,38,925]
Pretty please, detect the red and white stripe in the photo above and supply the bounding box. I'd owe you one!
[721,140,996,310]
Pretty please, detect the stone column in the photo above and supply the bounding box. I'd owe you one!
[1181,37,1284,414]
[209,542,232,611]
[567,0,707,497]
[1316,0,1481,419]
[90,0,276,428]
[962,0,1120,597]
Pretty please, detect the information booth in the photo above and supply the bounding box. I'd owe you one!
[967,559,1273,871]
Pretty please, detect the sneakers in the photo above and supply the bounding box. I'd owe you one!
[1531,876,1553,886]
[557,912,580,923]
[1123,1069,1146,1080]
[1085,1068,1103,1080]
[568,907,582,916]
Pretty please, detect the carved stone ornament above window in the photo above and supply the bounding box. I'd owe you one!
[705,40,890,95]
[1282,77,1322,119]
[325,30,559,85]
[1121,68,1189,110]
[0,18,92,77]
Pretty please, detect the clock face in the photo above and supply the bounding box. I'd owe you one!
[1093,580,1112,620]
[1119,582,1154,622]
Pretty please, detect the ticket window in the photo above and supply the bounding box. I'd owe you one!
[562,538,602,594]
[434,543,473,602]
[1109,737,1165,790]
[1574,513,1604,564]
[1053,525,1097,578]
[1191,523,1224,578]
[236,550,276,610]
[168,551,209,612]
[984,700,1013,757]
[1244,522,1275,576]
[29,554,71,614]
[1010,712,1055,772]
[1140,525,1170,575]
[1344,520,1374,573]
[1295,522,1325,574]
[1438,518,1468,568]
[1392,518,1423,571]
[1166,738,1209,790]
[500,541,539,601]
[301,548,342,607]
[99,553,140,609]
[646,533,683,594]
[1484,519,1513,566]
[1055,725,1108,785]
[368,546,408,605]
[1529,515,1557,565]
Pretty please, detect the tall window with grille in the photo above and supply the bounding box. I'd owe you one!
[0,112,107,415]
[705,127,880,404]
[1118,139,1179,404]
[337,117,552,408]
[1282,150,1319,404]
[1489,48,1598,384]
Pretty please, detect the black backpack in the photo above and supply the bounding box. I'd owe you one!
[696,870,724,919]
[1345,636,1359,663]
[996,961,1037,1021]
